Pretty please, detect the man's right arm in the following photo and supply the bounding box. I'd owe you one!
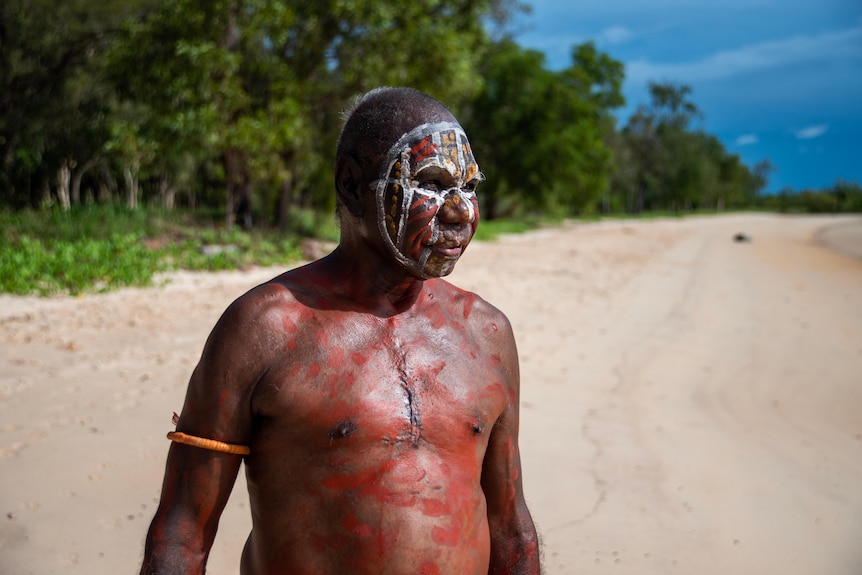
[140,444,243,575]
[140,290,274,574]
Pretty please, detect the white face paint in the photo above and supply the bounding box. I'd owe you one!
[370,122,482,279]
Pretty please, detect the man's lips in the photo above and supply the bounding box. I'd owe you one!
[428,243,463,257]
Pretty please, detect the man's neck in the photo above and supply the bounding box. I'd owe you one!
[323,246,427,317]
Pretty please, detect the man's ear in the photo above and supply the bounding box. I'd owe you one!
[335,155,364,217]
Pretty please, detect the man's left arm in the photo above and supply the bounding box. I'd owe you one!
[481,316,540,575]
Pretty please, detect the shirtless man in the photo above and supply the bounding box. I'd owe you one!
[140,87,540,575]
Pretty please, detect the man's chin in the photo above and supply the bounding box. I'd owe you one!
[405,258,459,280]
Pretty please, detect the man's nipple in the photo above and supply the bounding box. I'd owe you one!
[328,419,358,442]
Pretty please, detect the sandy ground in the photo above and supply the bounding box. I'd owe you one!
[1,213,861,574]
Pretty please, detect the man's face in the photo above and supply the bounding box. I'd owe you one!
[371,121,482,279]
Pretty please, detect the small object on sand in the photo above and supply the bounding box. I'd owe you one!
[167,431,251,455]
[733,233,752,243]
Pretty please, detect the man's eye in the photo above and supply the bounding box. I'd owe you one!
[464,180,479,193]
[419,180,442,192]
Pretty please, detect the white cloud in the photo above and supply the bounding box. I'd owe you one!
[625,25,862,84]
[795,124,828,139]
[599,26,633,45]
[735,134,759,146]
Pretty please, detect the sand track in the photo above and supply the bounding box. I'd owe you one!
[1,214,860,574]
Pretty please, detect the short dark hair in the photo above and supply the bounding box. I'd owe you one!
[336,87,457,178]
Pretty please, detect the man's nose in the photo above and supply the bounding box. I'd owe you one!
[438,190,475,224]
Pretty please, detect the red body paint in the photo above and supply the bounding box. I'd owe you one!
[432,521,462,546]
[418,497,448,517]
[462,294,475,319]
[228,279,510,573]
[409,136,438,164]
[341,511,375,538]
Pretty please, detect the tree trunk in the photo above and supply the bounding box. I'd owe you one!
[66,159,80,204]
[71,157,100,205]
[237,179,253,230]
[57,162,72,211]
[123,164,139,209]
[42,178,52,208]
[97,164,117,203]
[222,148,244,230]
[220,5,241,230]
[159,175,175,210]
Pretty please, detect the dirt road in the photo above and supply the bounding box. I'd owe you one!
[1,213,860,574]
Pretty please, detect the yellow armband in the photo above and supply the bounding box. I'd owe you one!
[167,431,250,455]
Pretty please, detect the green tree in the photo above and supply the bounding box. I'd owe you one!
[105,0,524,230]
[558,41,626,214]
[0,0,155,209]
[612,81,769,212]
[461,40,624,219]
[646,83,698,209]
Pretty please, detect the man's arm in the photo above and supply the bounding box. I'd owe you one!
[140,445,243,575]
[481,315,540,575]
[140,293,268,575]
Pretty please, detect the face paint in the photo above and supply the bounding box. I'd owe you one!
[371,122,482,279]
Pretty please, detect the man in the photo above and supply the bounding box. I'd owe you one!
[140,87,540,575]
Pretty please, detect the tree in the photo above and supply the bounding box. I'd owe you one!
[558,42,625,214]
[105,0,525,230]
[460,40,624,219]
[612,81,770,213]
[0,0,155,209]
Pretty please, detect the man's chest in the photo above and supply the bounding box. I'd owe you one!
[252,318,508,449]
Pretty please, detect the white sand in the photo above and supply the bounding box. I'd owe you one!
[1,213,861,574]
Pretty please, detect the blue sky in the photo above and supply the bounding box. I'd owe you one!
[512,0,862,192]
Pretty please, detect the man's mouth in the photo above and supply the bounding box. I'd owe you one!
[429,243,463,257]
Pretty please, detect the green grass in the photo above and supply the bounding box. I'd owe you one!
[1,205,649,296]
[0,206,304,296]
[0,234,164,295]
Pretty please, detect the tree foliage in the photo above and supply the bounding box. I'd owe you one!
[610,82,770,213]
[102,0,522,229]
[460,40,624,219]
[1,0,526,224]
[757,180,862,213]
[0,0,157,209]
[5,0,849,234]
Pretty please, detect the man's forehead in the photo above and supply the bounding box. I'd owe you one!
[383,121,479,181]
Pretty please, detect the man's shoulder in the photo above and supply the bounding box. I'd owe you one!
[426,279,511,327]
[235,266,324,313]
[217,265,327,331]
